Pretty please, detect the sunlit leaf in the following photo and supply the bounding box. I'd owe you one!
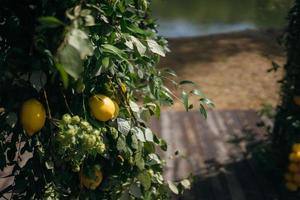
[182,91,189,111]
[38,16,64,28]
[147,39,165,57]
[168,181,179,194]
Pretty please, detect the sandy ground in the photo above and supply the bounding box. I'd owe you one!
[160,29,285,111]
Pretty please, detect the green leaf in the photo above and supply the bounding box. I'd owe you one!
[147,39,165,57]
[144,128,153,142]
[130,36,146,55]
[57,44,83,80]
[129,100,139,112]
[102,44,127,60]
[45,161,54,170]
[130,183,142,198]
[117,118,131,135]
[200,98,215,108]
[55,63,69,88]
[30,71,47,92]
[191,89,205,97]
[148,153,161,165]
[181,91,189,111]
[168,181,179,194]
[67,29,93,59]
[134,151,145,170]
[159,139,168,151]
[180,179,191,189]
[132,127,145,142]
[179,80,196,85]
[162,68,177,77]
[199,104,207,119]
[6,112,17,128]
[38,16,64,28]
[138,171,151,190]
[117,135,127,152]
[102,57,110,68]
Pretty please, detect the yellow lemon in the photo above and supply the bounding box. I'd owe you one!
[293,96,300,106]
[112,101,119,119]
[89,94,115,122]
[80,165,103,190]
[20,98,46,136]
[286,181,298,192]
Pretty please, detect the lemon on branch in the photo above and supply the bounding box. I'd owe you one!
[89,94,116,122]
[80,165,103,190]
[20,98,46,136]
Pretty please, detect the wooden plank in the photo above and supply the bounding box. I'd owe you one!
[169,112,193,180]
[160,112,175,181]
[211,112,246,200]
[181,112,206,174]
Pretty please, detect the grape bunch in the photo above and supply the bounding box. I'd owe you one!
[55,114,106,172]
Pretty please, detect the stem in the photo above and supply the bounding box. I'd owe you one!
[43,89,52,119]
[60,88,73,115]
[82,93,87,120]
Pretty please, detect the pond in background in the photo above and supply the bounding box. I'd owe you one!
[151,0,292,38]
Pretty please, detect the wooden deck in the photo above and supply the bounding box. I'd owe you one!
[1,110,298,199]
[149,110,289,200]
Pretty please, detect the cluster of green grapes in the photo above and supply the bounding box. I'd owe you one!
[55,114,106,172]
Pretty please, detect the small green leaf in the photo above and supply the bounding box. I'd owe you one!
[6,112,17,128]
[138,171,151,190]
[199,104,207,119]
[182,91,189,111]
[129,100,139,112]
[168,181,179,194]
[144,128,153,142]
[102,57,110,68]
[130,183,142,198]
[180,179,191,189]
[162,68,177,77]
[200,98,215,108]
[45,161,54,169]
[148,153,161,165]
[132,127,145,142]
[55,63,69,88]
[38,16,64,28]
[117,118,131,135]
[117,135,127,152]
[147,39,165,57]
[102,44,127,60]
[191,89,204,97]
[159,139,168,151]
[179,80,196,85]
[30,71,47,92]
[130,36,146,55]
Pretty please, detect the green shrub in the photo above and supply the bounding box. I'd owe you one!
[0,0,212,199]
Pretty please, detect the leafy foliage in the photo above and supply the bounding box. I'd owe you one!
[0,0,208,199]
[272,0,300,162]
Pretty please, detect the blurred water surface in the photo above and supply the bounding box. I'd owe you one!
[151,0,292,37]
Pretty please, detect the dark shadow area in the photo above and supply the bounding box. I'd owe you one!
[176,157,300,200]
